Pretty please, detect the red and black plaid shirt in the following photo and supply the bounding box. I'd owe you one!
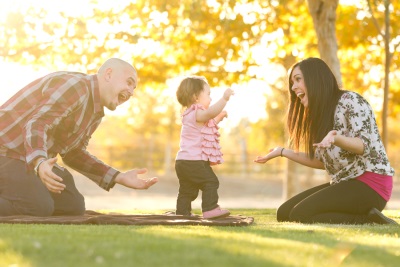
[0,71,118,191]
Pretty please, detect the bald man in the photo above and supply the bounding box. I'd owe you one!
[0,58,158,216]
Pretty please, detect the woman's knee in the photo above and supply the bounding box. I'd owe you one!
[276,203,292,222]
[288,207,311,223]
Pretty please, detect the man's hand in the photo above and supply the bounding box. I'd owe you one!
[36,157,66,194]
[114,168,158,190]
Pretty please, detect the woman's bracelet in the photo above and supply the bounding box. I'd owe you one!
[280,148,285,157]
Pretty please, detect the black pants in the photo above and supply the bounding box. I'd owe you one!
[175,160,219,215]
[277,179,387,224]
[0,156,85,216]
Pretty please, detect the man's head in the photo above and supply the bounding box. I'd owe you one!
[97,58,137,111]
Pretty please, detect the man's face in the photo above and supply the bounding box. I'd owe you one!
[103,66,137,111]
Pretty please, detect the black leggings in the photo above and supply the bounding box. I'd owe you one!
[175,160,219,215]
[277,179,387,224]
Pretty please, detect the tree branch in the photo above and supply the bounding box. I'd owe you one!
[366,0,385,37]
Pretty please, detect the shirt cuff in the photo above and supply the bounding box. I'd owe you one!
[26,150,48,169]
[99,168,120,191]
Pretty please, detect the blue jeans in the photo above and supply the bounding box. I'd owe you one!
[0,156,85,216]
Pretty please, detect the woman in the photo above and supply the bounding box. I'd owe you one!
[255,57,397,224]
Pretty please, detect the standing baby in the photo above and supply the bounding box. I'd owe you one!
[175,76,234,219]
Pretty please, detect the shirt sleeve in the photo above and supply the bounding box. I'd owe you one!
[24,75,88,168]
[335,92,372,157]
[61,120,119,191]
[62,148,119,191]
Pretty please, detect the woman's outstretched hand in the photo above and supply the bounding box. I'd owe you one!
[313,130,337,148]
[115,168,158,190]
[254,147,283,164]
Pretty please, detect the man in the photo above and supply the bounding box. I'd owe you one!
[0,58,158,216]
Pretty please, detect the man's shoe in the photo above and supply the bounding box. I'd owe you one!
[368,208,398,225]
[203,206,230,219]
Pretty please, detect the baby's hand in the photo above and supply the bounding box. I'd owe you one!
[215,110,228,123]
[223,88,234,101]
[218,110,228,121]
[219,110,228,120]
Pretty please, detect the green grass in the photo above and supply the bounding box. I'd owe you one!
[1,209,399,267]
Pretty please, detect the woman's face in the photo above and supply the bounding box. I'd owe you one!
[291,66,308,108]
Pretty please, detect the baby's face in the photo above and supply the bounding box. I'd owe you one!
[197,85,211,108]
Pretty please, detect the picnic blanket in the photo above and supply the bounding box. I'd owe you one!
[0,210,254,226]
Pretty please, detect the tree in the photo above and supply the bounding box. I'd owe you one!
[366,0,399,149]
[1,0,399,179]
[307,0,342,85]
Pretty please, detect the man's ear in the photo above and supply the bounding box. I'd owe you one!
[104,67,113,82]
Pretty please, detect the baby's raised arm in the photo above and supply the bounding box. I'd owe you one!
[196,88,234,123]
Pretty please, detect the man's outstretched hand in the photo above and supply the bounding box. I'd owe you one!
[114,168,158,190]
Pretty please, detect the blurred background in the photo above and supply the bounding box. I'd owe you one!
[1,0,399,211]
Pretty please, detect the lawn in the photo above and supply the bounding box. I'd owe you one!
[0,209,399,267]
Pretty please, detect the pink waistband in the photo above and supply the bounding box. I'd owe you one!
[356,171,392,201]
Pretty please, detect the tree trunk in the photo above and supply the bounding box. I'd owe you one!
[283,0,342,198]
[285,160,299,199]
[382,0,390,149]
[307,0,342,86]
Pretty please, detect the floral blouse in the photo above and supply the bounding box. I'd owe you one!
[315,91,394,184]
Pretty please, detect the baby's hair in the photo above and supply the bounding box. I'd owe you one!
[176,76,209,107]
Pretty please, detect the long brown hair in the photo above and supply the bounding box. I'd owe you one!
[287,57,344,158]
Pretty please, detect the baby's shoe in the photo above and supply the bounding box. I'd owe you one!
[202,206,230,219]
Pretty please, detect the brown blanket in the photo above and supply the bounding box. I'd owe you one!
[0,210,254,226]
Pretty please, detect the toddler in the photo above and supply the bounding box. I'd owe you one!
[175,76,234,219]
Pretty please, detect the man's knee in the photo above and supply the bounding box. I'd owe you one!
[53,193,85,216]
[22,198,55,216]
[71,193,86,215]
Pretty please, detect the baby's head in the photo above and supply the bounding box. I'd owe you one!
[176,76,209,108]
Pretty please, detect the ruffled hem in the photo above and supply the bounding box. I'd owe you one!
[183,104,224,165]
[201,115,223,165]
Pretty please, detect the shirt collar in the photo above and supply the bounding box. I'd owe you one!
[89,74,105,117]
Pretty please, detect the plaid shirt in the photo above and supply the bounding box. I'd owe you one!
[0,71,118,191]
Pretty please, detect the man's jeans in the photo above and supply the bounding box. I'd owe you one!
[0,156,85,216]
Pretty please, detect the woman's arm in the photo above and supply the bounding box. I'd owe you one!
[313,130,364,155]
[254,147,325,169]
